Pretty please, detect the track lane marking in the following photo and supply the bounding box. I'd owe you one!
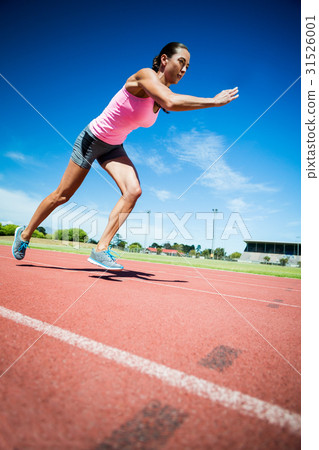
[151,270,301,292]
[0,255,300,308]
[128,278,300,309]
[0,306,300,435]
[0,249,301,286]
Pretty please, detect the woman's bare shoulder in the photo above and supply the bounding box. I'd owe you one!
[125,68,157,97]
[126,68,156,84]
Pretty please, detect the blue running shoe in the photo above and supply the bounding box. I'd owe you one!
[88,246,123,270]
[12,226,29,260]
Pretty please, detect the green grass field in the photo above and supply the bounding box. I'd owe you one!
[2,236,301,279]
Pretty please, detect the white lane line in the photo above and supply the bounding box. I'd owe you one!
[129,278,300,309]
[0,306,300,435]
[0,248,301,283]
[152,270,301,292]
[1,255,300,309]
[39,250,301,286]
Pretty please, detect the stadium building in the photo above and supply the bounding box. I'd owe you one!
[239,240,301,266]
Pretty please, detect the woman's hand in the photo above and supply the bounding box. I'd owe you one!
[213,87,239,106]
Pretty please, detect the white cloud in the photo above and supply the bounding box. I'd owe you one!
[0,187,42,225]
[150,188,173,202]
[168,129,225,167]
[145,151,172,175]
[226,198,285,226]
[124,144,179,175]
[123,144,144,164]
[0,187,112,240]
[167,129,277,193]
[4,151,47,168]
[227,197,251,212]
[5,152,26,162]
[201,163,277,193]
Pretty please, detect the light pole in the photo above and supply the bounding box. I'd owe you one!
[211,208,218,259]
[144,210,151,251]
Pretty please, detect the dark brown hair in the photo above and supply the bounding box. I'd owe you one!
[152,42,189,72]
[152,42,189,113]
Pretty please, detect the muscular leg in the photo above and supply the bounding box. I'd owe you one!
[96,156,142,252]
[21,160,89,241]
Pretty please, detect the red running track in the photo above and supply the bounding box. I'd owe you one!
[0,245,301,449]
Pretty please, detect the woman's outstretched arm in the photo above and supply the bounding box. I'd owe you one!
[136,68,239,112]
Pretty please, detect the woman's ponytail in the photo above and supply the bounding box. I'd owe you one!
[152,55,161,73]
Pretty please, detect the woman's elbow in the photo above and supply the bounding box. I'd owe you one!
[162,97,176,111]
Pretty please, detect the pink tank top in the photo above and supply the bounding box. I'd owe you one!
[89,86,160,145]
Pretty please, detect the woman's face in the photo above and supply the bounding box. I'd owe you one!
[161,48,190,85]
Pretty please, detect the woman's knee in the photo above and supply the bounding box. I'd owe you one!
[50,189,72,206]
[123,184,142,202]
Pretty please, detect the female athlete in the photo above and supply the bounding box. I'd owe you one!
[12,42,239,270]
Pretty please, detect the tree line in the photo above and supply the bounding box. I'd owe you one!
[111,234,241,260]
[0,225,242,260]
[0,224,92,243]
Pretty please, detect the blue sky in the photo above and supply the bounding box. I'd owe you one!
[0,0,301,253]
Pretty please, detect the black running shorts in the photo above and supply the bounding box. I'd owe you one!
[71,125,128,169]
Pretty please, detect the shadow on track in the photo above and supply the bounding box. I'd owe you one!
[17,263,187,284]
